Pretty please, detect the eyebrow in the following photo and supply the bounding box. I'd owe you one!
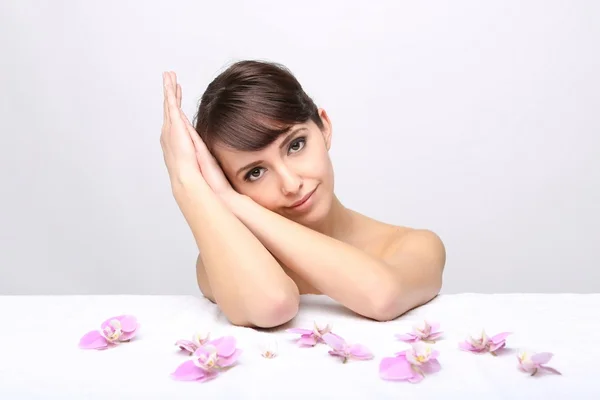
[235,127,307,177]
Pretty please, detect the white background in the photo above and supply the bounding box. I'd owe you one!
[1,0,598,295]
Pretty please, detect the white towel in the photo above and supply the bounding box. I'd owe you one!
[0,293,598,399]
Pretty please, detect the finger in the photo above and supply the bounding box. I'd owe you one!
[169,71,178,94]
[181,109,209,154]
[167,71,180,112]
[162,72,170,125]
[164,73,186,133]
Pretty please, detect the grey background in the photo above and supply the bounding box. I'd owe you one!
[1,0,598,295]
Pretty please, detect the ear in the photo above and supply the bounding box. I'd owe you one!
[318,108,333,150]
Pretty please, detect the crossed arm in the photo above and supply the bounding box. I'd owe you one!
[183,181,446,328]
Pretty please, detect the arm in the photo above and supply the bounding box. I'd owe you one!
[160,72,299,328]
[227,194,446,321]
[174,180,300,328]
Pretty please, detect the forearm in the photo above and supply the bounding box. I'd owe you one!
[173,178,299,327]
[228,195,400,320]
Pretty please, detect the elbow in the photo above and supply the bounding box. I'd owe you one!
[368,287,404,322]
[367,277,443,322]
[253,293,300,328]
[231,289,300,329]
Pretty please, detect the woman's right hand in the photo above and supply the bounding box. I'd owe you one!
[160,71,204,189]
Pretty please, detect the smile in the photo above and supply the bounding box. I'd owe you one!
[288,187,318,209]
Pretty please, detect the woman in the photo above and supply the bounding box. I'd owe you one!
[160,60,446,328]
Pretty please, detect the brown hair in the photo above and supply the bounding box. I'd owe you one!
[193,60,324,153]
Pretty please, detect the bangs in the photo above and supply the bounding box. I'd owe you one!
[203,104,296,152]
[194,60,322,153]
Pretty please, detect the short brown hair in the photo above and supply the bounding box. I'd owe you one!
[193,60,323,152]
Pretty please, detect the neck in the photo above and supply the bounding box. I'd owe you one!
[307,194,355,240]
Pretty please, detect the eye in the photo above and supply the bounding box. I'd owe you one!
[244,167,265,182]
[288,137,306,154]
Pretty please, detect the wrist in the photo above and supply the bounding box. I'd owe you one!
[221,190,248,216]
[171,173,211,199]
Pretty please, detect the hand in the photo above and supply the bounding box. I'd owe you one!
[160,71,203,187]
[160,71,237,202]
[183,104,236,201]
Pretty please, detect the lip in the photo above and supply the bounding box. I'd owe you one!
[288,187,317,208]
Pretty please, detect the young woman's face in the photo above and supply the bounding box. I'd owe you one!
[213,109,335,225]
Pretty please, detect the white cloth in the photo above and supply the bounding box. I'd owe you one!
[0,293,598,399]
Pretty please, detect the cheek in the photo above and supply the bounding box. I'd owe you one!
[312,152,334,184]
[299,147,332,179]
[239,182,281,212]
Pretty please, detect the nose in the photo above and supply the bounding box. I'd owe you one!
[279,165,303,195]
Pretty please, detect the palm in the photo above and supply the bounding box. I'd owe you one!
[193,139,233,196]
[160,72,201,185]
[161,71,234,197]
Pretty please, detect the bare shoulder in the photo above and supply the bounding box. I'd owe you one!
[349,211,445,269]
[383,227,446,272]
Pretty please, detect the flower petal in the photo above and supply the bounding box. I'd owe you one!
[119,330,137,341]
[322,333,345,350]
[428,322,441,332]
[171,360,207,381]
[405,349,420,365]
[421,359,441,374]
[427,332,444,341]
[193,345,216,359]
[328,349,345,359]
[100,316,122,331]
[408,372,424,383]
[459,342,478,352]
[348,344,373,360]
[175,340,197,354]
[518,362,536,373]
[196,370,219,382]
[489,341,506,352]
[211,336,236,357]
[379,356,414,381]
[79,331,109,349]
[297,335,318,347]
[116,315,138,332]
[531,352,553,365]
[490,332,511,344]
[395,333,418,342]
[539,366,562,375]
[217,349,242,368]
[326,332,344,341]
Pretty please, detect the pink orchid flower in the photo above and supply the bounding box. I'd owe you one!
[286,321,340,347]
[380,342,442,383]
[518,351,562,376]
[322,333,373,363]
[175,332,210,355]
[79,315,139,350]
[459,330,510,355]
[171,336,242,382]
[396,320,443,343]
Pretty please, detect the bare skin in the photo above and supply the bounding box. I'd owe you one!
[161,71,446,328]
[201,209,414,297]
[279,211,414,295]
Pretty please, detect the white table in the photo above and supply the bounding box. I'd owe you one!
[0,293,598,399]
